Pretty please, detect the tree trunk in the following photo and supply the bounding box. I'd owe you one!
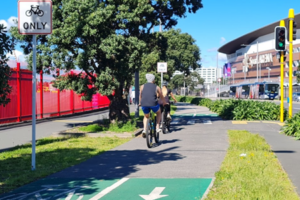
[109,94,130,123]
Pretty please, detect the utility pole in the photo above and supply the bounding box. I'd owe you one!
[160,19,163,88]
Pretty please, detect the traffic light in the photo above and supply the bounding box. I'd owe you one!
[274,26,287,51]
[288,21,297,40]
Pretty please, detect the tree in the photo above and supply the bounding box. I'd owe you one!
[170,71,204,91]
[11,0,203,122]
[0,24,14,107]
[138,29,201,85]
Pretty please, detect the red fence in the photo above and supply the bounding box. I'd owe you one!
[0,62,110,124]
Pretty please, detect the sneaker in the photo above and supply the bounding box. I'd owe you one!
[156,128,162,133]
[142,130,146,138]
[167,115,172,120]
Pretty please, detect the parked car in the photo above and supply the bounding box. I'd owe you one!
[292,92,300,102]
[217,91,230,97]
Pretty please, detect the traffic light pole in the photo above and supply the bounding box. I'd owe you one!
[288,9,294,119]
[280,49,284,122]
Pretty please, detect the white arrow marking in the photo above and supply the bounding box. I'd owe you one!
[139,187,168,200]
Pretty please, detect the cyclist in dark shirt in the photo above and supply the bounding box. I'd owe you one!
[159,81,177,120]
[139,74,166,138]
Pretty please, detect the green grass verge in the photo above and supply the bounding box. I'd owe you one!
[206,130,299,200]
[78,120,138,133]
[0,136,131,195]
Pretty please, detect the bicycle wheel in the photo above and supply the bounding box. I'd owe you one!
[154,117,159,143]
[162,110,167,134]
[25,10,32,17]
[146,118,153,148]
[37,10,44,17]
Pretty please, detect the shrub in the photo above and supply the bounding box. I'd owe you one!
[281,112,300,139]
[174,95,287,121]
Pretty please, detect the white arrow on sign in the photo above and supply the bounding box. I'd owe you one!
[139,187,168,200]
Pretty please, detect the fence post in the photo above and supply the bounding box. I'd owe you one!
[17,62,21,122]
[40,70,43,119]
[70,90,74,114]
[57,70,60,116]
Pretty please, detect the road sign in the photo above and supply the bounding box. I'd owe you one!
[157,62,167,73]
[18,0,52,35]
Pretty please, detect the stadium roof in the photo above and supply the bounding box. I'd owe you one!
[218,13,300,54]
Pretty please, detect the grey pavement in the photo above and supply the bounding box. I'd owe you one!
[50,103,228,179]
[0,105,136,151]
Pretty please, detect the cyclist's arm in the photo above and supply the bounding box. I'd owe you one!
[139,85,144,105]
[170,92,177,103]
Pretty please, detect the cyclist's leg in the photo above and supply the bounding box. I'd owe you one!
[151,104,161,132]
[164,104,171,119]
[141,107,150,137]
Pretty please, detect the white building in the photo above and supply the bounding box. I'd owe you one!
[195,67,218,84]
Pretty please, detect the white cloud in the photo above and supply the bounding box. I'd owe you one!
[218,53,227,62]
[220,37,226,45]
[0,16,17,30]
[207,47,218,52]
[7,50,27,62]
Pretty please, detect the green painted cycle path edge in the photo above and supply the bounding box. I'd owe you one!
[0,178,213,200]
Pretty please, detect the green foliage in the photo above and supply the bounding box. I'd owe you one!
[281,112,300,139]
[175,96,287,121]
[170,71,205,91]
[0,136,130,195]
[207,130,299,200]
[0,24,14,106]
[78,124,105,132]
[11,0,203,121]
[137,29,201,86]
[78,120,137,133]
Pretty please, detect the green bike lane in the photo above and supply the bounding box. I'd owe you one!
[0,103,228,200]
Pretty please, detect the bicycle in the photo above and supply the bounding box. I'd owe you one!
[25,5,44,17]
[161,104,171,134]
[145,110,159,148]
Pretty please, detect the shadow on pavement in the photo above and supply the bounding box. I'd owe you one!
[49,146,184,179]
[272,150,296,153]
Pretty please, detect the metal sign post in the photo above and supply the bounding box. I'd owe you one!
[18,0,52,171]
[157,62,167,88]
[218,78,221,99]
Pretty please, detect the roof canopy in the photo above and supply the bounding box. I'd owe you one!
[218,13,300,54]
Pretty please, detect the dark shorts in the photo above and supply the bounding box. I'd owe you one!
[141,104,160,114]
[160,104,170,113]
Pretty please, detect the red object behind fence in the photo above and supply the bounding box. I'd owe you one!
[0,63,110,125]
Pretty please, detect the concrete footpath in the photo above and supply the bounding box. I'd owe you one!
[1,102,300,199]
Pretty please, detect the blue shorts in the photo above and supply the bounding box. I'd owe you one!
[141,104,160,114]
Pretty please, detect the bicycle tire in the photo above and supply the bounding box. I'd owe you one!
[166,118,171,132]
[153,117,159,143]
[38,10,44,17]
[146,118,153,148]
[25,10,32,17]
[162,111,167,134]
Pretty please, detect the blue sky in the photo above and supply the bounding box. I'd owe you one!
[1,0,299,69]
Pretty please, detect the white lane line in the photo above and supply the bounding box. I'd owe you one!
[90,178,129,200]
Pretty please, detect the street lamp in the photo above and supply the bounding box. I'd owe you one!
[241,41,259,82]
[266,67,271,81]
